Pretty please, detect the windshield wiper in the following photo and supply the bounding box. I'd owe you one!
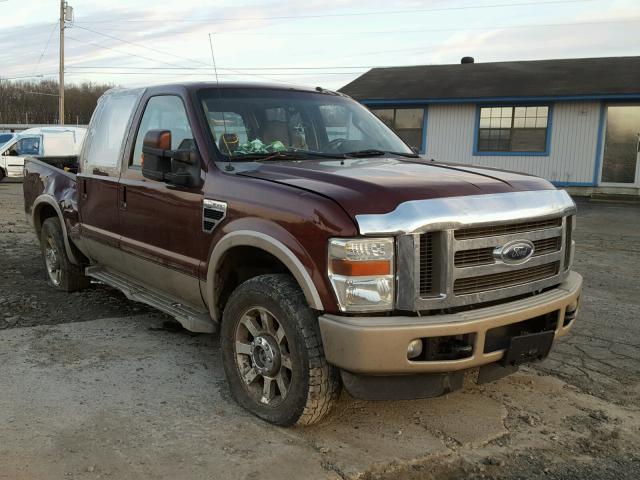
[232,151,346,161]
[344,149,386,158]
[344,149,419,158]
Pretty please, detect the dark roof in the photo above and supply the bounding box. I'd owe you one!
[339,56,640,101]
[112,81,331,96]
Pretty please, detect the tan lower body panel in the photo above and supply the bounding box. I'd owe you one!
[83,238,206,311]
[319,271,582,375]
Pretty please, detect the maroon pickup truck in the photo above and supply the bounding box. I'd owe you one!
[24,83,582,426]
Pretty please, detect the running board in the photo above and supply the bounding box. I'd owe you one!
[86,266,216,333]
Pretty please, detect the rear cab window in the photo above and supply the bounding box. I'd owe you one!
[81,90,141,176]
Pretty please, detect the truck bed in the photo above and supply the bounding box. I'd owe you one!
[23,157,80,242]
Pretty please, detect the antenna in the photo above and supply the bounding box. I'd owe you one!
[208,33,233,172]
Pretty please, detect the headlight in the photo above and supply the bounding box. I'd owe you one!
[328,238,394,312]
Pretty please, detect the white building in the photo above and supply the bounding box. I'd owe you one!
[341,57,640,196]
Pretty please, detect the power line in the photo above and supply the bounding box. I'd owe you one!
[65,16,640,74]
[64,65,380,71]
[209,17,640,36]
[73,0,595,23]
[72,25,206,69]
[65,35,196,69]
[1,73,57,80]
[66,27,300,85]
[31,22,58,78]
[65,70,365,76]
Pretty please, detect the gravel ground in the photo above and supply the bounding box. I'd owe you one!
[0,181,638,479]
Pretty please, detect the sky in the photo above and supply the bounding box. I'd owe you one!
[0,0,639,90]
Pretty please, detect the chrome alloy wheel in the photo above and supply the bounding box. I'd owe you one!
[44,236,61,286]
[234,307,293,406]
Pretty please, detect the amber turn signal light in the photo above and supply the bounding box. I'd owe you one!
[330,259,391,276]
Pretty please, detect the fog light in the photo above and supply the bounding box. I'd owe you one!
[407,339,423,359]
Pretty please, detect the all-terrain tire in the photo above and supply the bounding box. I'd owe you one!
[40,217,90,292]
[220,274,341,426]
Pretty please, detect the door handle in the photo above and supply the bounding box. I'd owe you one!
[80,178,88,199]
[121,185,127,210]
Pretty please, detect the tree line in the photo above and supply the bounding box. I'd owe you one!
[0,79,112,125]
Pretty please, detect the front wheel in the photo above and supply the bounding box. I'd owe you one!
[220,274,340,426]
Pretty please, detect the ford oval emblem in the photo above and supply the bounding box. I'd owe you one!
[493,240,535,265]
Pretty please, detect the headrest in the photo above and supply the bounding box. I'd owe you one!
[219,133,239,154]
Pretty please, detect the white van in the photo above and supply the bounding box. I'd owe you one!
[0,126,86,181]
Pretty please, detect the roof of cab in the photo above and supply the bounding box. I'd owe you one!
[19,126,87,136]
[103,81,343,97]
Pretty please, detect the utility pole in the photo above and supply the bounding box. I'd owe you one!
[58,1,73,125]
[59,0,65,125]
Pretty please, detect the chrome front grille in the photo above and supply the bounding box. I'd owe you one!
[405,215,573,311]
[455,217,562,240]
[453,262,560,295]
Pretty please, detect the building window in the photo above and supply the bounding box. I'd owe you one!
[476,105,550,154]
[370,107,425,152]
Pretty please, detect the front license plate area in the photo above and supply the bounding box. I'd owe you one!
[502,331,555,366]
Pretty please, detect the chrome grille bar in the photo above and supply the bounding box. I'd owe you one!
[455,217,562,240]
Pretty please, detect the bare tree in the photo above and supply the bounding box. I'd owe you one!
[0,79,112,125]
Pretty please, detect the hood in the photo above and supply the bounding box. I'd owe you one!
[238,157,555,217]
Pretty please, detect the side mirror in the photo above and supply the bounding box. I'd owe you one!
[141,129,201,187]
[141,130,172,181]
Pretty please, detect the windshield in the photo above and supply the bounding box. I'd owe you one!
[0,133,15,147]
[198,88,414,160]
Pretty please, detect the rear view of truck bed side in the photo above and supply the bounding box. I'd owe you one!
[23,157,85,269]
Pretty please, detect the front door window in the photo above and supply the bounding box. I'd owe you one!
[601,105,640,185]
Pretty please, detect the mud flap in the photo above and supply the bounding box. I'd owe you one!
[477,363,519,384]
[341,370,464,401]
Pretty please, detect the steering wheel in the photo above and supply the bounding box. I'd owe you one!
[327,138,348,151]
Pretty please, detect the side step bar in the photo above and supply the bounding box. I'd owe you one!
[86,266,216,333]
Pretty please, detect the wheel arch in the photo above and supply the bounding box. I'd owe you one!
[32,195,81,265]
[206,230,324,322]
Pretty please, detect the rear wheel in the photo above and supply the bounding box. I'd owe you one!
[40,218,90,292]
[220,274,340,426]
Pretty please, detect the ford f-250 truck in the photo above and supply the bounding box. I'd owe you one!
[23,83,582,426]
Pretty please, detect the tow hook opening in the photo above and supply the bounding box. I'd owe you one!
[563,297,579,327]
[408,334,475,361]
